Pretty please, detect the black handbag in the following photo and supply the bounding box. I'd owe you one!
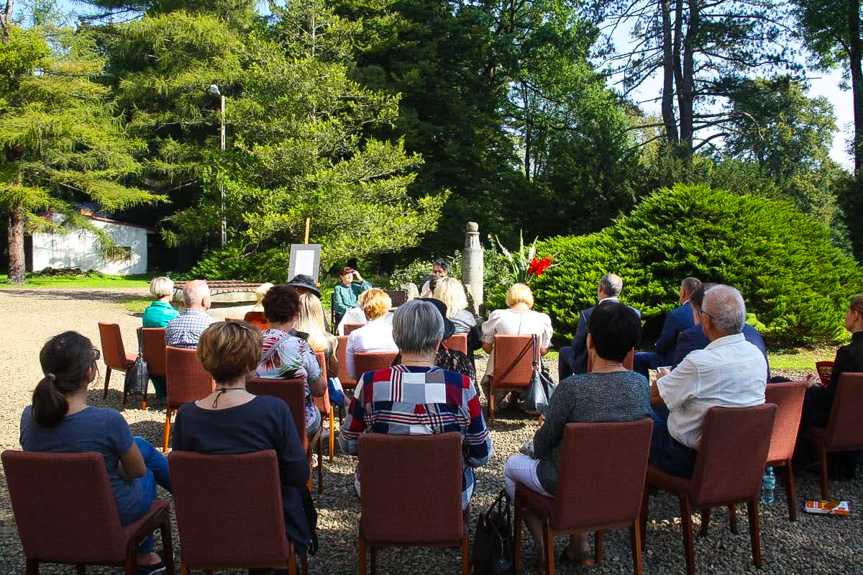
[471,489,514,575]
[518,334,556,415]
[124,336,149,397]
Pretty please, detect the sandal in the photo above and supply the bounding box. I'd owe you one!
[559,545,595,566]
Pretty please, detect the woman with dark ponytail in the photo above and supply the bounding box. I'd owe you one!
[20,331,171,575]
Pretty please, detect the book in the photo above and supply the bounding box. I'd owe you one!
[804,500,850,516]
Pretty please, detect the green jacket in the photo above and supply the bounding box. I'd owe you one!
[333,280,372,315]
[142,300,179,328]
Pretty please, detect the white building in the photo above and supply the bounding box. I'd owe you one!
[31,213,152,276]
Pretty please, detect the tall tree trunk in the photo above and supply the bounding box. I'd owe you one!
[7,202,25,284]
[523,83,531,181]
[679,0,698,149]
[661,0,679,144]
[848,0,863,173]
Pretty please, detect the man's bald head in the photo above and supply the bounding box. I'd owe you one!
[183,280,211,309]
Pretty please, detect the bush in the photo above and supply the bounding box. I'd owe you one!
[189,244,292,283]
[525,184,863,348]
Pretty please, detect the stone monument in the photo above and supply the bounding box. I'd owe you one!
[463,221,483,315]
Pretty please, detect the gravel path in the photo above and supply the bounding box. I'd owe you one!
[0,288,861,573]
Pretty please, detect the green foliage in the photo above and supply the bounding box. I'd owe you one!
[188,244,291,283]
[522,185,863,348]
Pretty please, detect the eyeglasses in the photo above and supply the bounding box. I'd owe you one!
[698,308,712,319]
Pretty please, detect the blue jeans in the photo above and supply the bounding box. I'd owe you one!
[649,411,698,477]
[126,437,171,554]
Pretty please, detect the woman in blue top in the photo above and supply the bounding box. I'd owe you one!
[332,267,372,327]
[20,331,171,575]
[142,277,179,399]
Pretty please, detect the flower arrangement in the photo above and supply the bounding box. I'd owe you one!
[490,231,556,285]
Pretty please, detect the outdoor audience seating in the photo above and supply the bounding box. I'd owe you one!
[588,348,635,372]
[164,346,215,452]
[354,351,400,384]
[486,335,534,425]
[136,327,167,410]
[764,381,806,521]
[804,372,863,499]
[168,450,306,575]
[343,323,364,336]
[247,377,324,494]
[356,432,468,575]
[1,450,174,575]
[336,335,355,391]
[514,419,654,575]
[385,289,408,308]
[314,351,336,461]
[98,322,137,405]
[640,404,777,575]
[443,334,468,355]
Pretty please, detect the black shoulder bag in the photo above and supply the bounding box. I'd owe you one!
[471,488,514,575]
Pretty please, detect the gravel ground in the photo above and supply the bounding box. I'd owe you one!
[0,288,861,574]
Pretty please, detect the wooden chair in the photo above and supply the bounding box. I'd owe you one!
[247,377,324,494]
[164,346,214,452]
[806,373,863,499]
[135,327,167,410]
[357,433,468,575]
[169,450,306,575]
[385,289,408,308]
[641,404,776,575]
[2,450,174,575]
[815,361,834,386]
[588,348,634,372]
[765,381,806,521]
[514,419,653,575]
[337,335,356,390]
[443,334,468,355]
[344,323,364,335]
[98,322,137,405]
[354,351,400,383]
[487,335,534,425]
[314,351,336,461]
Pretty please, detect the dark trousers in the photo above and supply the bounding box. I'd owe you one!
[558,346,575,382]
[649,410,698,477]
[634,351,668,378]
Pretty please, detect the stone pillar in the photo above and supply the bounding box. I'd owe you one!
[463,221,483,315]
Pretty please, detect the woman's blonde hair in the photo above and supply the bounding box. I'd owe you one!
[506,283,534,308]
[362,288,392,321]
[149,276,174,299]
[433,277,469,318]
[295,292,336,353]
[197,322,262,384]
[253,282,274,311]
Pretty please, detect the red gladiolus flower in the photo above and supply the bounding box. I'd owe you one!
[528,257,552,276]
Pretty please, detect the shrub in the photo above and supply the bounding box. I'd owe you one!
[189,244,292,283]
[524,184,863,348]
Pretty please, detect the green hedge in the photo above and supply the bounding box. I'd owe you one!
[521,184,863,347]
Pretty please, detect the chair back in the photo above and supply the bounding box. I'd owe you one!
[588,348,634,373]
[140,328,167,378]
[354,351,400,382]
[443,334,468,355]
[169,450,291,566]
[764,381,806,463]
[492,335,533,388]
[826,373,863,449]
[2,451,125,563]
[816,361,834,387]
[165,346,214,410]
[386,290,408,308]
[247,377,309,449]
[336,335,355,389]
[552,419,653,531]
[344,323,364,335]
[313,351,331,415]
[98,322,128,370]
[358,433,463,545]
[690,404,776,508]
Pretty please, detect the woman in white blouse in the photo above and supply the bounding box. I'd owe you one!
[345,289,398,380]
[480,283,553,407]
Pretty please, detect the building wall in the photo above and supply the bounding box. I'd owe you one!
[31,217,148,275]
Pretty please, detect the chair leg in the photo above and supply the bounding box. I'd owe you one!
[819,444,830,500]
[163,409,172,453]
[370,546,377,575]
[124,548,136,575]
[782,461,797,521]
[25,560,38,575]
[122,377,128,407]
[329,410,335,462]
[594,530,603,564]
[317,433,324,494]
[288,550,298,575]
[728,503,738,534]
[543,521,555,575]
[630,520,644,575]
[747,497,762,568]
[513,493,523,575]
[488,387,495,426]
[461,533,470,575]
[639,488,649,549]
[301,552,309,575]
[160,514,175,575]
[103,367,112,399]
[76,566,86,575]
[700,507,711,538]
[180,565,190,575]
[358,536,367,575]
[679,496,695,575]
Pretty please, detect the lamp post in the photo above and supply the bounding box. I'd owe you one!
[209,83,227,247]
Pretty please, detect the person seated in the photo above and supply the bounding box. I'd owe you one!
[256,285,326,437]
[171,322,314,554]
[650,285,766,477]
[420,257,450,297]
[672,283,769,379]
[294,292,344,410]
[558,274,641,381]
[503,302,651,567]
[20,331,171,575]
[480,283,553,407]
[339,299,493,509]
[634,277,701,377]
[286,274,331,332]
[243,282,274,330]
[165,280,217,349]
[799,295,863,434]
[391,298,475,381]
[433,277,481,353]
[142,276,179,399]
[333,267,372,327]
[345,288,398,380]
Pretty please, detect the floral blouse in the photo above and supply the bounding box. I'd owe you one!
[256,329,323,429]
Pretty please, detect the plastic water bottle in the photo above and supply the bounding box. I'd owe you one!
[761,467,776,506]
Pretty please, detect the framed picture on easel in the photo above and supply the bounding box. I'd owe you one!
[288,244,322,283]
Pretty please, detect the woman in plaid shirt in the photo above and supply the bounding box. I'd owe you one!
[339,300,493,509]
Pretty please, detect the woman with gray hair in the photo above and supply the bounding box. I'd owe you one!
[142,276,179,399]
[338,299,493,509]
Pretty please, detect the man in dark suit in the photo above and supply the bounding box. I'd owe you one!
[558,273,641,381]
[633,277,701,377]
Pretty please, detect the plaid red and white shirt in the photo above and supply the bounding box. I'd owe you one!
[338,365,493,508]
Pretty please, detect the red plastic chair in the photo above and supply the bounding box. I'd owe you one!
[354,351,400,382]
[344,323,364,335]
[357,433,467,574]
[337,335,356,390]
[765,381,806,521]
[313,350,336,461]
[164,346,214,452]
[98,322,137,405]
[247,377,324,494]
[806,373,863,499]
[443,334,468,355]
[169,450,306,575]
[2,450,174,575]
[641,404,777,575]
[487,335,534,424]
[514,419,653,575]
[815,361,834,387]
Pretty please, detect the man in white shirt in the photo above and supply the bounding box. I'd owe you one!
[650,284,767,477]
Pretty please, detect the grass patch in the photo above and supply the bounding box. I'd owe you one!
[768,347,835,371]
[0,272,150,289]
[118,296,154,314]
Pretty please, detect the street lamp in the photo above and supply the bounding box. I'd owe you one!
[209,84,227,247]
